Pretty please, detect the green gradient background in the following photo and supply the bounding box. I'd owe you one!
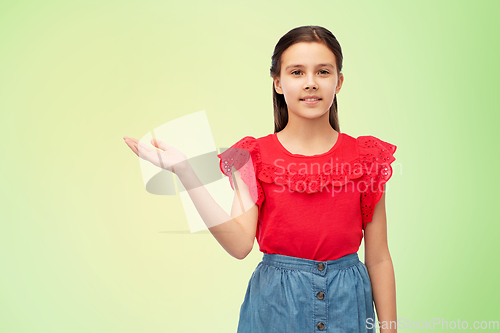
[1,0,499,332]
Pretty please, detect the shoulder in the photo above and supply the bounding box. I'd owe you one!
[355,134,397,154]
[355,134,398,226]
[223,134,271,150]
[220,134,276,160]
[336,133,397,164]
[217,134,271,175]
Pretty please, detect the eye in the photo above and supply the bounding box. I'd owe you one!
[291,70,302,76]
[319,70,330,75]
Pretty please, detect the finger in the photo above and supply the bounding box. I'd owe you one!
[138,141,160,158]
[151,138,172,151]
[124,140,139,156]
[137,142,150,157]
[137,140,149,150]
[131,142,139,156]
[125,137,137,144]
[145,139,165,154]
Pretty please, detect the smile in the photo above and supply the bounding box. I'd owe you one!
[300,98,321,105]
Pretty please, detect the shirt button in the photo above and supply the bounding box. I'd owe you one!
[317,291,325,300]
[317,322,325,330]
[317,263,325,271]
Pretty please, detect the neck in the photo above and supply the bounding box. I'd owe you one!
[279,112,338,149]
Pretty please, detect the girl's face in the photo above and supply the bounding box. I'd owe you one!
[273,42,343,122]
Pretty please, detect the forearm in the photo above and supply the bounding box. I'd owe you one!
[366,259,397,333]
[176,165,252,259]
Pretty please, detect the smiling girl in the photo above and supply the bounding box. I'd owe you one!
[124,25,398,333]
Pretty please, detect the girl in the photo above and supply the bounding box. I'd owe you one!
[124,25,398,333]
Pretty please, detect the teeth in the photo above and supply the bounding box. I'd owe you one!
[304,98,318,101]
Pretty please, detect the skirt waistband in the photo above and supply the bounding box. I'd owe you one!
[262,252,360,273]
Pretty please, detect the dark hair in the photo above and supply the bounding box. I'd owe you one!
[270,25,343,133]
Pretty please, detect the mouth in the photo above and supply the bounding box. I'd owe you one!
[300,97,322,105]
[300,96,322,102]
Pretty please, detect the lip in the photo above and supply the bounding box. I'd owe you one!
[300,95,322,105]
[300,95,321,100]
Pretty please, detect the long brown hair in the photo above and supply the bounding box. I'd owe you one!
[270,25,343,133]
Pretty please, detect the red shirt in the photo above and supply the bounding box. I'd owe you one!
[217,132,397,261]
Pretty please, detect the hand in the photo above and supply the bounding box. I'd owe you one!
[123,136,191,175]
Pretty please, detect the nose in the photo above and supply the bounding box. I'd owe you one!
[304,73,318,90]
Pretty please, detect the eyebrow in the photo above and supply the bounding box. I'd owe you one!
[285,63,335,70]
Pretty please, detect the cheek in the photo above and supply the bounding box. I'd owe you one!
[326,82,338,94]
[281,81,294,99]
[283,81,300,96]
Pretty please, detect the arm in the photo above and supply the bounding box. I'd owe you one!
[177,164,259,260]
[123,136,257,260]
[364,188,398,333]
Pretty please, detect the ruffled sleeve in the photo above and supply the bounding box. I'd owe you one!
[217,136,265,210]
[357,135,397,228]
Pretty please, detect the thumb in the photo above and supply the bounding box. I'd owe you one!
[151,138,170,151]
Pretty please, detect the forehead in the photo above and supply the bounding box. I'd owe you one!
[281,42,336,67]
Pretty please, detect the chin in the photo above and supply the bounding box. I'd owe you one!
[296,111,329,120]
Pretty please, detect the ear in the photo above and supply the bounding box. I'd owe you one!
[273,77,283,95]
[335,73,344,94]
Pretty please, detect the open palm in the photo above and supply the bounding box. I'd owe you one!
[123,136,189,175]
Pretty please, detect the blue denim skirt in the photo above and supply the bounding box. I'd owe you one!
[237,252,375,333]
